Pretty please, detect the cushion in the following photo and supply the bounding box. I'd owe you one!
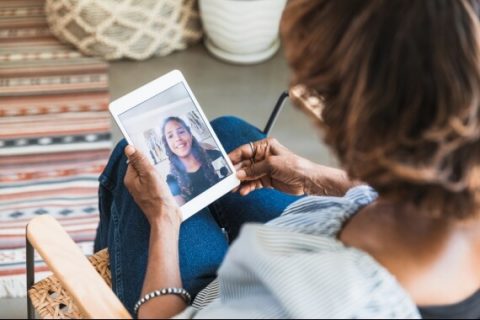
[45,0,203,60]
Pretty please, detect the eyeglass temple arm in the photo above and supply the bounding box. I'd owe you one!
[263,91,289,136]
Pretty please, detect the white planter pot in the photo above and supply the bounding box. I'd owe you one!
[199,0,287,64]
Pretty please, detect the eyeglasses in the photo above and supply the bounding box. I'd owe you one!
[289,85,325,121]
[263,84,325,136]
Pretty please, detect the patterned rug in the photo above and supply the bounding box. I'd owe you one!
[0,0,111,298]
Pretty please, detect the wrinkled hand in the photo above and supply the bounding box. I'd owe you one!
[124,145,182,226]
[229,138,313,196]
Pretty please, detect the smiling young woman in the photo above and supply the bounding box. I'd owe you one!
[161,117,221,205]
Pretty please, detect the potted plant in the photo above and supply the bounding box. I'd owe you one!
[199,0,288,64]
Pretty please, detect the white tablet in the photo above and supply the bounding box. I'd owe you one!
[109,70,240,221]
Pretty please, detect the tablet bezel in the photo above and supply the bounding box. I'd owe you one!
[109,70,240,221]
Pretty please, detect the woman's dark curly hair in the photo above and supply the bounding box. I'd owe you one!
[161,117,218,200]
[281,0,480,219]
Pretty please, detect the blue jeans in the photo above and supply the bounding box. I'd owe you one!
[94,116,302,315]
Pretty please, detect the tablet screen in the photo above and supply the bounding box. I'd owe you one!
[118,82,233,206]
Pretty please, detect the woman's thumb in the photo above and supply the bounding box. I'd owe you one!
[125,145,150,175]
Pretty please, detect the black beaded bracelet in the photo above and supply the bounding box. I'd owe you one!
[133,287,192,315]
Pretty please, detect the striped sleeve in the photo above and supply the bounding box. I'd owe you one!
[172,185,422,319]
[176,224,419,319]
[268,185,378,237]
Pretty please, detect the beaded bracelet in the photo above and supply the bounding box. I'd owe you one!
[133,287,192,315]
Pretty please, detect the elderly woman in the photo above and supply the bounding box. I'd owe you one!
[94,0,480,318]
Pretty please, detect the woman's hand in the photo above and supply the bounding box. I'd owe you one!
[229,138,357,197]
[229,138,312,195]
[124,145,182,227]
[124,146,185,318]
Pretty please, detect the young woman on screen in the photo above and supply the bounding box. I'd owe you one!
[161,116,222,205]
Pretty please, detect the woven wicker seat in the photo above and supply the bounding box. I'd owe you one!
[28,249,111,319]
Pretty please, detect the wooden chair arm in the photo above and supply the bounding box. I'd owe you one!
[26,215,131,319]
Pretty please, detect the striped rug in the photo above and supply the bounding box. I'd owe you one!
[0,0,110,298]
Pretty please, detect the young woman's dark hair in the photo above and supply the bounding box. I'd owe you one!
[281,0,480,219]
[161,117,218,200]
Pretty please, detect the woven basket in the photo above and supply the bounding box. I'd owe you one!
[45,0,203,60]
[28,249,111,319]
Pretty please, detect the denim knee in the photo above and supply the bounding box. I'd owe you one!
[211,116,265,153]
[211,116,259,134]
[99,139,128,192]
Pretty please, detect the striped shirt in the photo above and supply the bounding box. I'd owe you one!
[174,186,421,319]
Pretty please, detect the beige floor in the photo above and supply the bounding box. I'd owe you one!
[0,43,335,319]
